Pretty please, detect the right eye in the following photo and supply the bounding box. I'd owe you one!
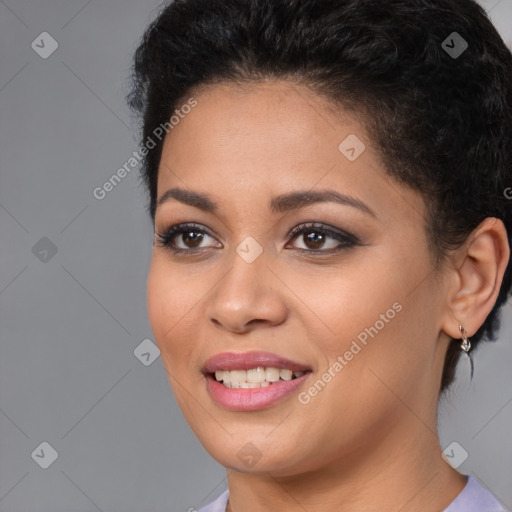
[154,223,221,253]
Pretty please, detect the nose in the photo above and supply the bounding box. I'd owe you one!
[205,246,288,334]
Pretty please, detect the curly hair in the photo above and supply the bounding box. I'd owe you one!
[127,0,512,392]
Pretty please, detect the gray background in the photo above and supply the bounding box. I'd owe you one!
[1,0,511,510]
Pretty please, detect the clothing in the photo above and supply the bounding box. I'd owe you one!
[444,476,507,512]
[197,489,228,512]
[197,476,508,512]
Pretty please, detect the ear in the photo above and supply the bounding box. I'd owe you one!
[442,217,510,340]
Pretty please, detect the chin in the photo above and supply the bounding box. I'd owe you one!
[200,434,309,476]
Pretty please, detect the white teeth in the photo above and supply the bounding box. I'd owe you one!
[213,366,308,387]
[247,367,266,382]
[280,369,293,381]
[215,370,230,383]
[230,370,247,384]
[239,381,261,388]
[265,367,281,382]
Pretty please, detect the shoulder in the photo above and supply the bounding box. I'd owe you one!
[444,476,508,512]
[197,489,229,512]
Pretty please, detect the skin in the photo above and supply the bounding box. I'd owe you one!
[147,79,509,512]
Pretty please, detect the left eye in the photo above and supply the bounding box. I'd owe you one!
[286,223,358,252]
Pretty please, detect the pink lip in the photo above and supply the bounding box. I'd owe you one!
[202,351,312,411]
[205,373,311,411]
[202,350,312,373]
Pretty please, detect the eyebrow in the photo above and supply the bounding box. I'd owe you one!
[157,187,376,217]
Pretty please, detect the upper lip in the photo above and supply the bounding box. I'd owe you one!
[203,351,312,374]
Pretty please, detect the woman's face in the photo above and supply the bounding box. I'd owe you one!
[147,80,451,475]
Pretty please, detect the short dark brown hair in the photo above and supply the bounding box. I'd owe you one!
[127,0,512,391]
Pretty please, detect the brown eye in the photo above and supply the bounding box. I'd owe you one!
[180,230,204,248]
[301,230,327,250]
[287,223,358,253]
[155,223,220,252]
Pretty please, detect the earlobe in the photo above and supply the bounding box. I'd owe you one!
[442,217,510,339]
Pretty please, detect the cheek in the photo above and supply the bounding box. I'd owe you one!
[147,258,171,341]
[146,256,197,364]
[307,254,434,402]
[297,262,401,353]
[321,291,436,427]
[147,257,207,414]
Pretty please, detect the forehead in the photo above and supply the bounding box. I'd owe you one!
[156,80,426,228]
[159,80,366,185]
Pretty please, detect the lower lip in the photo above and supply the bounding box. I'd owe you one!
[205,373,311,411]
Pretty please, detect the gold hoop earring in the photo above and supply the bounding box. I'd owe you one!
[459,325,471,353]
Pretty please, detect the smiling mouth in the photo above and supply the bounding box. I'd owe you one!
[209,366,312,389]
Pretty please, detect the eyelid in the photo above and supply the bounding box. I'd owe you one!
[154,222,220,250]
[286,222,359,244]
[284,223,359,254]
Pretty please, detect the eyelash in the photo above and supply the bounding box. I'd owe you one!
[154,222,359,255]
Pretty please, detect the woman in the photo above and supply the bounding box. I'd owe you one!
[127,0,512,510]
